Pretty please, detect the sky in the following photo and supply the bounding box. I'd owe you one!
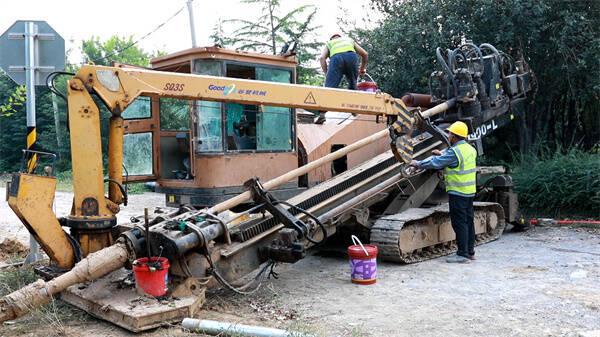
[1,0,379,64]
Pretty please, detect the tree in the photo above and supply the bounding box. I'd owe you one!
[0,83,26,117]
[81,35,163,67]
[0,35,164,173]
[355,0,599,156]
[212,0,323,85]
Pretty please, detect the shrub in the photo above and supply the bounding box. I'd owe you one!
[511,149,600,216]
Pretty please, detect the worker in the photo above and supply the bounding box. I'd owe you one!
[315,33,368,124]
[408,121,477,263]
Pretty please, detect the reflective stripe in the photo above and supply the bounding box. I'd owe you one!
[446,180,477,187]
[452,167,477,175]
[454,146,465,171]
[327,37,356,57]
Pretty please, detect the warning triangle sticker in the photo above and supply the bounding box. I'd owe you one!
[304,92,316,104]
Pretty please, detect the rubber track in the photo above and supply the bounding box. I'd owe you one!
[370,202,506,264]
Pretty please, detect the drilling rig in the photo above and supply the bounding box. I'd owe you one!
[1,42,533,331]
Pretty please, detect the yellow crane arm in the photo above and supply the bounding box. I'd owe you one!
[9,64,425,268]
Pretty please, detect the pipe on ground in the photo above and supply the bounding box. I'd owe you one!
[0,242,129,322]
[530,219,600,226]
[182,318,315,337]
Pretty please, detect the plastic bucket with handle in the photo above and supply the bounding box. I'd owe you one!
[348,235,378,285]
[133,257,170,296]
[357,73,378,92]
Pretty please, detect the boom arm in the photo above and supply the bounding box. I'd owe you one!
[71,64,422,208]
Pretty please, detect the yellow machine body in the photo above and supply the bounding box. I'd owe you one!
[8,51,413,268]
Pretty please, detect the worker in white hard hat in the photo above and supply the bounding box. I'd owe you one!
[409,121,478,263]
[314,33,368,124]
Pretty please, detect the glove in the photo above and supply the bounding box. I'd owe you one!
[408,160,419,168]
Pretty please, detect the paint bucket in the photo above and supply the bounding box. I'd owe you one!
[357,73,378,92]
[133,257,170,296]
[348,235,378,285]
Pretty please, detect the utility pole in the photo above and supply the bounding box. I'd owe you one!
[186,0,198,48]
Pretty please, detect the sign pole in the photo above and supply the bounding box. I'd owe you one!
[25,21,37,172]
[1,20,65,265]
[23,21,42,264]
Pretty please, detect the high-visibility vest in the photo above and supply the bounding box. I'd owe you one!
[444,142,477,195]
[327,37,356,57]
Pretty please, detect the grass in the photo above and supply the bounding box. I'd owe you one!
[0,265,90,337]
[55,170,152,195]
[510,149,600,217]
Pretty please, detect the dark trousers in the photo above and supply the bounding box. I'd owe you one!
[325,51,359,90]
[448,193,475,257]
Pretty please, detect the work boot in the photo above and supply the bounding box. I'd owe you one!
[314,114,326,124]
[446,255,470,264]
[467,255,476,261]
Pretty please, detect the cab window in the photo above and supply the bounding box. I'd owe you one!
[256,67,292,151]
[194,60,223,152]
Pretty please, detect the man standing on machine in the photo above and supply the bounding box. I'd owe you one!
[315,33,368,124]
[409,121,477,263]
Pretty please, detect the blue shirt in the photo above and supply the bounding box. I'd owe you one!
[415,140,475,197]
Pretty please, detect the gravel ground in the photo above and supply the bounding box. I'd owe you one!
[1,189,599,337]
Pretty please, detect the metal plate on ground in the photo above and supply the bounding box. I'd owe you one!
[61,268,204,332]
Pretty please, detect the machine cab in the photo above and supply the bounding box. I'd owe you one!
[120,47,300,206]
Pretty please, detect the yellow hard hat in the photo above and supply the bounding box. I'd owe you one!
[447,121,469,138]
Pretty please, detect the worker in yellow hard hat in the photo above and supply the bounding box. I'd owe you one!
[314,33,368,124]
[409,121,478,263]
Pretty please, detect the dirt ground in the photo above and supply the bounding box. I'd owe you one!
[1,188,599,337]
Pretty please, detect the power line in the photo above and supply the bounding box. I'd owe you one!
[85,5,186,65]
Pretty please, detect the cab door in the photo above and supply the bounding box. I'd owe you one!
[121,96,159,182]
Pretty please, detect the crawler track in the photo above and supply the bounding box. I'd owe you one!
[370,202,506,264]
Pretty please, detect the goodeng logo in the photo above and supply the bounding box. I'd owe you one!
[208,84,236,96]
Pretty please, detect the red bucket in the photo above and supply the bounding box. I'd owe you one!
[133,257,170,296]
[348,235,378,285]
[357,73,378,92]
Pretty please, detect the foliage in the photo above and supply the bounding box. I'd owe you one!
[0,74,62,172]
[81,35,164,67]
[0,84,26,117]
[126,182,153,195]
[511,149,600,215]
[357,0,599,153]
[0,36,162,173]
[211,0,323,84]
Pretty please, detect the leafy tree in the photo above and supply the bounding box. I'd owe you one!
[0,73,59,172]
[0,36,164,173]
[212,0,323,85]
[356,0,599,155]
[81,35,163,67]
[0,83,26,117]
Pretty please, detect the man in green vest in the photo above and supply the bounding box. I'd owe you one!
[315,33,369,123]
[409,121,477,263]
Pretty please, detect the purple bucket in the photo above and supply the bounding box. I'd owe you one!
[348,235,378,285]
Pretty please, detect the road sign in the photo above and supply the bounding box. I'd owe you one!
[0,20,65,265]
[0,20,65,85]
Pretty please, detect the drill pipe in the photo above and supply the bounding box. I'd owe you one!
[0,99,454,323]
[0,242,128,322]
